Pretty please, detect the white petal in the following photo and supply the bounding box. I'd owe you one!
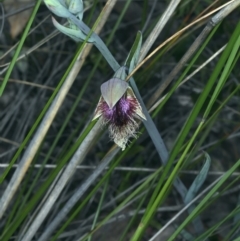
[126,87,146,120]
[92,96,103,120]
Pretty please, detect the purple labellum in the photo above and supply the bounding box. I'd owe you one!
[101,78,128,109]
[93,85,146,150]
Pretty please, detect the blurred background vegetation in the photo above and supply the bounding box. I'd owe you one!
[0,0,240,240]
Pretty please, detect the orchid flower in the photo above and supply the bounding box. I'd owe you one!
[93,78,146,150]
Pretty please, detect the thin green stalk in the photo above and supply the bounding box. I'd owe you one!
[86,0,98,25]
[0,44,83,183]
[0,0,42,96]
[196,209,240,240]
[32,0,141,239]
[119,175,157,241]
[130,19,240,241]
[192,176,240,241]
[133,21,220,236]
[0,0,106,223]
[119,197,146,241]
[203,37,240,119]
[224,219,240,241]
[88,180,108,241]
[7,111,91,228]
[168,159,240,241]
[50,141,138,241]
[153,22,220,117]
[181,50,240,165]
[0,119,97,241]
[81,168,163,241]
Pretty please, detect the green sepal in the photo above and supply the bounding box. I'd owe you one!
[101,78,128,108]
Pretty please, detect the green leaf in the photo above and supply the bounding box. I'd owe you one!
[52,17,94,42]
[184,153,211,204]
[125,31,142,73]
[168,158,240,241]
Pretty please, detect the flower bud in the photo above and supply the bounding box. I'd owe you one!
[45,0,92,43]
[68,0,83,19]
[44,0,70,18]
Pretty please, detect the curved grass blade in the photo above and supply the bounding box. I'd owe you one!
[168,159,240,241]
[184,153,211,204]
[183,153,211,235]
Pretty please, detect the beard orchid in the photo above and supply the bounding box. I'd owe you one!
[93,78,146,150]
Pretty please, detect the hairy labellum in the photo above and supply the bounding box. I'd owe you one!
[93,80,146,150]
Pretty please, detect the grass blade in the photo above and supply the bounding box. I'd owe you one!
[0,0,42,96]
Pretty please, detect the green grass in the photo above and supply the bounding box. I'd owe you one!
[0,0,240,240]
